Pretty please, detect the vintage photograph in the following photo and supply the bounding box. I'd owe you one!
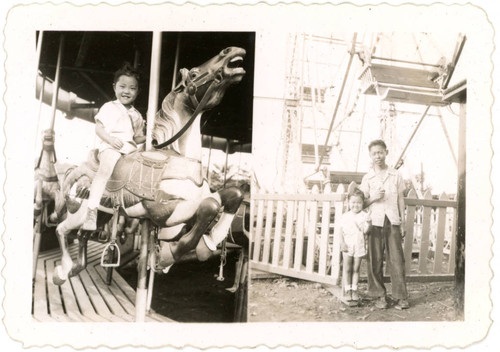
[250,32,467,322]
[32,31,254,323]
[1,2,495,350]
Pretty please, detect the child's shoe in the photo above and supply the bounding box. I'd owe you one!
[351,290,360,301]
[82,208,98,231]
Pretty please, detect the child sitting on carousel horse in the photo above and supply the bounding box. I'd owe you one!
[82,63,146,231]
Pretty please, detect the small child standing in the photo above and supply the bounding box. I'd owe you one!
[339,189,371,302]
[82,63,146,231]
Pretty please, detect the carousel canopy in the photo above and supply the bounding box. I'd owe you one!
[37,31,255,149]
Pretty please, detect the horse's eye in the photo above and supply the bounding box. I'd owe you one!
[221,48,231,56]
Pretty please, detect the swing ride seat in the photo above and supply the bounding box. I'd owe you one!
[359,63,449,106]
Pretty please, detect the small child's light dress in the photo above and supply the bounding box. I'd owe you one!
[340,210,371,257]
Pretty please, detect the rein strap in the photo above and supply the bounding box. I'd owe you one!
[152,80,218,150]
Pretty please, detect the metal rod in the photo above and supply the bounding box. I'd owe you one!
[49,34,64,131]
[355,95,366,171]
[206,136,213,179]
[39,64,113,75]
[443,34,467,89]
[394,105,431,169]
[371,55,441,68]
[146,31,163,150]
[437,108,458,167]
[135,220,150,322]
[171,33,181,90]
[223,139,230,187]
[316,33,357,172]
[35,31,43,77]
[308,33,320,168]
[35,76,45,152]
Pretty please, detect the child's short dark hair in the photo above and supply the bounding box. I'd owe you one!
[114,62,140,83]
[348,188,365,202]
[368,139,387,151]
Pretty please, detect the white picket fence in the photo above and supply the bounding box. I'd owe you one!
[250,182,458,285]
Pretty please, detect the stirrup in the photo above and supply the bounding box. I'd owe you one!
[100,241,121,267]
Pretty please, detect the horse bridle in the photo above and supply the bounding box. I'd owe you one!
[152,68,223,150]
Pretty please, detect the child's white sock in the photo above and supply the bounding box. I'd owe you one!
[345,284,352,291]
[352,284,358,291]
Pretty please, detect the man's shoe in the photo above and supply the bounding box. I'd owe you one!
[343,289,352,302]
[351,290,360,301]
[375,296,388,309]
[395,299,410,310]
[81,208,98,231]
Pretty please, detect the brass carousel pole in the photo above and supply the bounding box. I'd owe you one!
[136,31,162,322]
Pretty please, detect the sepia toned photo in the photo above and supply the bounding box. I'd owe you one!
[32,31,254,323]
[250,32,467,322]
[0,1,496,350]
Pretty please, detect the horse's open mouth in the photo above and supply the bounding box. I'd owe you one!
[228,56,244,69]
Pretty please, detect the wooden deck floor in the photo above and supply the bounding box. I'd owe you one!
[33,240,173,322]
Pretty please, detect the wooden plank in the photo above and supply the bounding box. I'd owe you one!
[318,191,331,275]
[261,200,274,264]
[330,185,345,283]
[418,191,433,274]
[94,264,135,310]
[433,194,448,274]
[305,198,318,273]
[404,198,457,208]
[293,201,306,271]
[68,275,109,322]
[251,262,337,286]
[57,272,90,322]
[78,269,125,322]
[271,200,284,266]
[282,201,295,269]
[33,257,56,322]
[45,259,71,322]
[369,63,440,89]
[448,207,458,273]
[85,251,135,321]
[403,190,417,273]
[251,199,265,262]
[252,193,345,202]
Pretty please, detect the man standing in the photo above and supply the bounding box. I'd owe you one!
[359,139,409,310]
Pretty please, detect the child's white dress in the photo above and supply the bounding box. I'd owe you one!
[340,210,371,257]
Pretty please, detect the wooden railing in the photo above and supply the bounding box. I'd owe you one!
[250,182,458,285]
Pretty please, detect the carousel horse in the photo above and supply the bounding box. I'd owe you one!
[33,129,68,278]
[34,129,65,223]
[52,47,247,285]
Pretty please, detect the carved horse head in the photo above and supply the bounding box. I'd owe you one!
[152,47,246,153]
[177,46,246,110]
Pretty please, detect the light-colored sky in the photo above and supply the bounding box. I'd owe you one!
[253,32,464,195]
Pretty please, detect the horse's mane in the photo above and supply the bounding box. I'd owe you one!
[152,92,181,153]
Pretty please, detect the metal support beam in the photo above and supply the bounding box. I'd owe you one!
[316,33,357,172]
[35,31,43,76]
[49,34,64,131]
[443,34,467,89]
[437,109,458,167]
[454,102,466,317]
[172,33,181,90]
[146,31,163,150]
[394,105,431,169]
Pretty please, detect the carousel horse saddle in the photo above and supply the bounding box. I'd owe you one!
[105,149,203,201]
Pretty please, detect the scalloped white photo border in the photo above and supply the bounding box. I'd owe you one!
[0,1,496,350]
